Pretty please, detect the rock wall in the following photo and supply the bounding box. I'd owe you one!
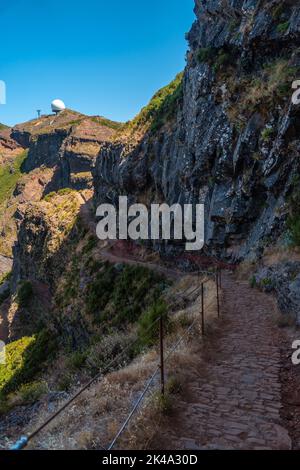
[93,0,300,262]
[12,113,116,192]
[254,261,300,324]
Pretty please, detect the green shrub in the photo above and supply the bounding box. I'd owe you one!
[260,278,272,288]
[87,263,166,329]
[44,187,74,202]
[213,51,232,73]
[126,73,183,134]
[166,375,183,395]
[197,47,234,73]
[0,271,11,286]
[176,312,192,328]
[287,182,300,246]
[197,47,216,63]
[58,188,74,197]
[0,336,35,392]
[88,260,103,275]
[17,280,33,308]
[152,390,173,415]
[287,216,300,246]
[67,351,87,371]
[57,374,72,391]
[43,191,56,202]
[0,329,57,395]
[0,150,28,206]
[82,235,98,254]
[277,22,289,33]
[137,299,168,349]
[86,263,116,316]
[261,127,274,141]
[17,381,48,404]
[91,116,123,131]
[86,330,137,377]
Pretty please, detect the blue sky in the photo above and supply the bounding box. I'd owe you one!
[0,0,195,126]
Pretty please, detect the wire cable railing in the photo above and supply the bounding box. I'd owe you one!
[10,268,222,451]
[108,296,217,450]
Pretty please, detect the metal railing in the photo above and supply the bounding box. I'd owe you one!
[10,268,223,451]
[107,268,222,449]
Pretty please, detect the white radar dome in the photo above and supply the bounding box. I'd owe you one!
[51,99,66,113]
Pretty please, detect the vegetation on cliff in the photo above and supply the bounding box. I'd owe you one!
[0,150,27,207]
[121,72,183,137]
[0,329,57,414]
[287,177,300,246]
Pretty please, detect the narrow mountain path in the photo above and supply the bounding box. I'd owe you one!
[158,272,291,450]
[100,250,182,280]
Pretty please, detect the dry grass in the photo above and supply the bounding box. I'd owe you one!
[226,58,295,124]
[235,260,258,281]
[117,324,221,450]
[116,280,221,450]
[262,245,300,267]
[19,277,220,451]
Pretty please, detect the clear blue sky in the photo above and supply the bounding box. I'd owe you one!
[0,0,195,126]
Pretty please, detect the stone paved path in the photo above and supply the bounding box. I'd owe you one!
[161,272,291,450]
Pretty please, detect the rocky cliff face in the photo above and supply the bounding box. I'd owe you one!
[0,127,22,165]
[4,0,300,338]
[93,0,300,262]
[12,111,118,192]
[0,112,119,266]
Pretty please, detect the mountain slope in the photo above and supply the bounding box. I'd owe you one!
[1,0,300,450]
[93,0,300,262]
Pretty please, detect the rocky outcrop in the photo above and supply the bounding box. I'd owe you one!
[253,261,300,325]
[12,111,118,193]
[52,118,116,191]
[93,0,300,262]
[0,127,23,165]
[11,192,81,290]
[0,255,12,277]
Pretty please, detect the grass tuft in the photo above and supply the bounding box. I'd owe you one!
[0,150,28,206]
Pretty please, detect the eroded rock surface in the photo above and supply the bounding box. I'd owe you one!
[93,0,300,262]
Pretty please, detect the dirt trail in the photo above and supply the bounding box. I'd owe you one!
[77,194,182,280]
[157,272,291,450]
[75,193,292,449]
[100,250,182,280]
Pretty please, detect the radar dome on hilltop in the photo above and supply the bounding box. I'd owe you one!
[51,99,66,114]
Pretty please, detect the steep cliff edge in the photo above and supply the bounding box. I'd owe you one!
[12,110,120,190]
[5,0,300,342]
[6,0,300,347]
[93,0,300,261]
[2,0,300,450]
[0,111,121,262]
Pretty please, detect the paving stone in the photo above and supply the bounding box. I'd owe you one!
[161,273,292,450]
